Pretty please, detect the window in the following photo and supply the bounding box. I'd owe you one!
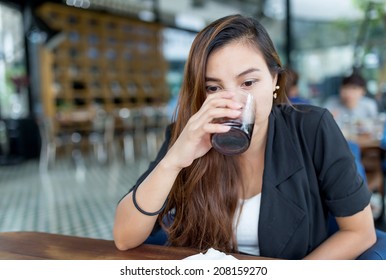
[0,3,27,119]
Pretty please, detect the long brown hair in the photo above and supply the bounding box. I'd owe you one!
[160,15,286,253]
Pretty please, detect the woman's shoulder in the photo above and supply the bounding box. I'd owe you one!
[272,104,336,135]
[274,104,330,120]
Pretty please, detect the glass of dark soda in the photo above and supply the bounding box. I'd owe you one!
[211,89,255,156]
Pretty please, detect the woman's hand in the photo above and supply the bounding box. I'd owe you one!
[164,91,242,170]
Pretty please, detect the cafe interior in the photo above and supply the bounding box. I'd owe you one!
[1,0,386,259]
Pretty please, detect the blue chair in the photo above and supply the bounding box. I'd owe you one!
[144,226,168,245]
[357,229,386,259]
[144,215,170,245]
[332,141,386,259]
[347,140,367,183]
[328,214,386,259]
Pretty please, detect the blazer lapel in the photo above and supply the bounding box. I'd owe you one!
[258,107,307,258]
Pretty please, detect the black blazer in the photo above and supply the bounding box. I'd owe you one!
[131,104,371,259]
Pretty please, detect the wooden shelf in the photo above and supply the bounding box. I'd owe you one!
[37,2,170,127]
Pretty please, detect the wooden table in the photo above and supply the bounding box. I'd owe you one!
[355,133,382,150]
[354,134,385,219]
[0,232,267,260]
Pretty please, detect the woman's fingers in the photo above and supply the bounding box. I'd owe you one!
[205,91,243,110]
[193,94,242,125]
[203,122,232,133]
[167,92,243,168]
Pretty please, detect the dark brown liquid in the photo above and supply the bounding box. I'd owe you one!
[211,121,254,156]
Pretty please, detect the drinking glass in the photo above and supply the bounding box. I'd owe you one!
[211,89,256,156]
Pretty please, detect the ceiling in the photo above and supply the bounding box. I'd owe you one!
[1,0,366,31]
[68,0,267,31]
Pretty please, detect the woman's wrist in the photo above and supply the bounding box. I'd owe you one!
[159,154,184,174]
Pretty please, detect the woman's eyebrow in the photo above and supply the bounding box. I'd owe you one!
[205,68,260,82]
[237,68,260,77]
[205,76,221,82]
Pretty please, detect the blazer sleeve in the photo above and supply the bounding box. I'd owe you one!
[312,110,371,217]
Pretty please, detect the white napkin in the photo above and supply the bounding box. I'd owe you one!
[183,248,238,260]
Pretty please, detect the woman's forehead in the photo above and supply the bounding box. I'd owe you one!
[206,42,266,74]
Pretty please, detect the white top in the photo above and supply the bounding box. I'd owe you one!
[234,193,261,256]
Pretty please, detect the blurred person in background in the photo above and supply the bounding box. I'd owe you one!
[325,72,384,221]
[324,71,378,129]
[375,85,386,112]
[285,68,311,104]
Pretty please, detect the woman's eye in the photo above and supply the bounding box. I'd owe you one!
[243,80,255,87]
[206,86,220,93]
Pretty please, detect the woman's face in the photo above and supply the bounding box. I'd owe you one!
[205,40,277,129]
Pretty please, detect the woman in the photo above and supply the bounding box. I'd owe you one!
[114,15,376,259]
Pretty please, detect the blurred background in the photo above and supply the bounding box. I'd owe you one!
[0,0,385,240]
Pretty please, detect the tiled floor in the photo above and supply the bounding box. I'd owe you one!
[0,156,385,243]
[0,156,151,240]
